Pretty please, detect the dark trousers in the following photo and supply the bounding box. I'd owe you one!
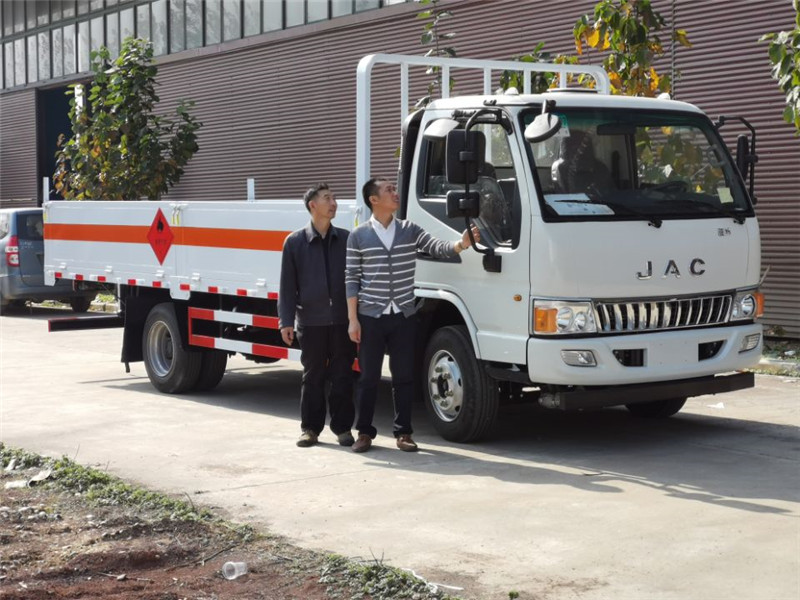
[355,312,416,439]
[296,324,356,436]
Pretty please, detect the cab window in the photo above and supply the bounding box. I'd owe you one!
[420,122,521,249]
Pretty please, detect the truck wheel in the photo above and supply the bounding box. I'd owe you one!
[143,303,202,393]
[193,350,228,391]
[69,296,93,313]
[626,397,687,418]
[423,325,499,442]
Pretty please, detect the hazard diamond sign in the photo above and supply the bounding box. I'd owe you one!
[147,209,174,265]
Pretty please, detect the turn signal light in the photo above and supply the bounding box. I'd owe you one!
[534,307,557,333]
[754,292,765,318]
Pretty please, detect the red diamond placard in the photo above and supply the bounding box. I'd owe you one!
[147,208,174,265]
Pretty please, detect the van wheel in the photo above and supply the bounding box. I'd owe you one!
[626,397,687,418]
[143,303,202,393]
[70,296,93,313]
[193,350,228,391]
[423,325,499,442]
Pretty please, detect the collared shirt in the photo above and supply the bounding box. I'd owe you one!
[278,221,349,328]
[370,215,399,314]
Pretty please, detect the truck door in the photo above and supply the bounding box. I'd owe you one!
[414,119,531,364]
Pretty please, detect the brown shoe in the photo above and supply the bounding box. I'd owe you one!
[396,434,418,452]
[352,434,372,453]
[296,430,318,448]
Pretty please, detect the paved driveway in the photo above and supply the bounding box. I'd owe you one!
[1,306,798,599]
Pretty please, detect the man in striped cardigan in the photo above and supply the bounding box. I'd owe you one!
[346,177,478,453]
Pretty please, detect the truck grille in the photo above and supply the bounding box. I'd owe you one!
[595,294,732,333]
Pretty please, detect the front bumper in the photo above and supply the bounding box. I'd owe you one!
[528,323,762,386]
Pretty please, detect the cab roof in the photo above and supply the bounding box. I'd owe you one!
[426,92,704,115]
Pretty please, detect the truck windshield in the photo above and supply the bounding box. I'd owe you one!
[523,108,753,222]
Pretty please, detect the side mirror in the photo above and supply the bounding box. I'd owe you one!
[446,190,480,219]
[446,129,485,185]
[735,134,749,181]
[524,112,562,143]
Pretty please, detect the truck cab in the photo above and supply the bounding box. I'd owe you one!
[400,87,762,441]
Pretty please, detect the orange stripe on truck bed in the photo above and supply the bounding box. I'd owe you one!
[179,228,289,251]
[45,223,290,252]
[45,223,146,243]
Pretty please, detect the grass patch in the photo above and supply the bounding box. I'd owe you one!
[321,554,462,600]
[0,443,229,526]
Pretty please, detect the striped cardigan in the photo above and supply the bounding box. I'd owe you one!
[345,219,458,318]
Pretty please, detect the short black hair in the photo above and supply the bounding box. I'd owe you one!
[361,177,387,212]
[303,183,330,212]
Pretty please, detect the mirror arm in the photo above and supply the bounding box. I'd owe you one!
[716,114,758,203]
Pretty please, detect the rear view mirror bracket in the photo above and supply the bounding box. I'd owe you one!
[715,115,758,205]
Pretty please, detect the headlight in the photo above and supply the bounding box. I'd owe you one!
[731,289,764,321]
[533,300,597,335]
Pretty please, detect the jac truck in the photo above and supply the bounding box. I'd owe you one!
[44,54,763,442]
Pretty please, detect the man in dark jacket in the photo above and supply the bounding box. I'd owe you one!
[279,183,355,448]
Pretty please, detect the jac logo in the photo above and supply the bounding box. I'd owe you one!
[637,258,705,280]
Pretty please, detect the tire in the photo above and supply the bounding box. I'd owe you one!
[626,397,687,418]
[142,303,202,393]
[193,350,228,392]
[69,296,94,313]
[423,325,499,442]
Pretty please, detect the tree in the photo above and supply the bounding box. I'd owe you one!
[415,0,457,108]
[760,0,800,133]
[573,0,691,97]
[54,38,201,200]
[500,42,581,94]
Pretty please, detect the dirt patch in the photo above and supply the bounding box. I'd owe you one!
[0,454,463,600]
[0,469,353,599]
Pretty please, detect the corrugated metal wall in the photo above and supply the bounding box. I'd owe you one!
[1,0,796,335]
[0,88,37,204]
[664,0,800,339]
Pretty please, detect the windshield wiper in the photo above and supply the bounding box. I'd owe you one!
[601,200,663,228]
[655,198,746,224]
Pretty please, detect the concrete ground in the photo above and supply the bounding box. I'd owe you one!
[1,306,798,600]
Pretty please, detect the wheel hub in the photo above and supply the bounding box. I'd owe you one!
[428,350,464,422]
[146,321,174,378]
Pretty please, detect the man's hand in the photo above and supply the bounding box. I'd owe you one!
[280,326,294,346]
[461,225,481,250]
[348,318,361,344]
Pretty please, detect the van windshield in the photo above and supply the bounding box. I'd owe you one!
[523,108,753,222]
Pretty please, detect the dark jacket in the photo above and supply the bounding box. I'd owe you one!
[279,222,349,328]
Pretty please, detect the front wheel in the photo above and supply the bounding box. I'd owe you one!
[143,303,202,393]
[423,325,499,442]
[626,397,687,418]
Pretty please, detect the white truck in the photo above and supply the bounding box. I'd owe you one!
[44,54,763,442]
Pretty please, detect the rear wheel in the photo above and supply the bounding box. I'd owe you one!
[69,296,94,313]
[143,303,202,393]
[423,325,499,442]
[626,397,687,418]
[193,350,228,391]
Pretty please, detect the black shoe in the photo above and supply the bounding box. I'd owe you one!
[336,431,355,446]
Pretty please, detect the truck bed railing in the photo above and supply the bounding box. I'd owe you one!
[355,53,610,217]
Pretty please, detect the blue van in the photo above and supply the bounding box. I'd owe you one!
[0,208,97,313]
